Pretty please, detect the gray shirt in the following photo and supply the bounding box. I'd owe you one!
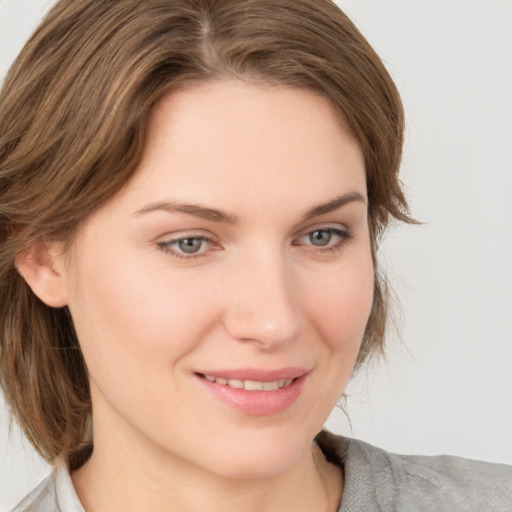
[9,431,512,511]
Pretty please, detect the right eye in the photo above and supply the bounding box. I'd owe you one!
[157,236,213,259]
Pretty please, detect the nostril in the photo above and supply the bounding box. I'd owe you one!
[221,267,302,346]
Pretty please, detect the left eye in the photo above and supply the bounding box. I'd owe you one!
[307,229,334,247]
[298,228,351,249]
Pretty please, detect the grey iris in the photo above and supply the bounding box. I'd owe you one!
[309,230,331,246]
[178,238,203,253]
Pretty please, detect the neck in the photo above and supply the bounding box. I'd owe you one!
[72,431,342,512]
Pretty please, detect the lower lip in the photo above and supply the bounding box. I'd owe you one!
[196,374,308,416]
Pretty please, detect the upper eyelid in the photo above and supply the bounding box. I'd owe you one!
[154,216,354,241]
[156,229,217,242]
[296,227,351,242]
[155,224,351,242]
[295,222,351,238]
[158,234,214,247]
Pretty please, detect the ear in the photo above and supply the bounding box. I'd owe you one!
[15,242,69,308]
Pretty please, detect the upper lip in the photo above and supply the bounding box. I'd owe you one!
[195,367,309,382]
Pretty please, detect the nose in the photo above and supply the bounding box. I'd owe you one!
[222,249,303,349]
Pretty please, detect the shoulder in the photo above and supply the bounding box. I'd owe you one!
[316,430,512,512]
[6,460,84,512]
[6,473,57,512]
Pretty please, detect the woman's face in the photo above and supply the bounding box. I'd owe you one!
[60,81,374,478]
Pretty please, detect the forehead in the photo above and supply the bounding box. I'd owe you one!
[106,80,366,218]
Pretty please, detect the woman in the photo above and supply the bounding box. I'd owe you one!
[0,1,510,511]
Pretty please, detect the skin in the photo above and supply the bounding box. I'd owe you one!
[19,81,374,512]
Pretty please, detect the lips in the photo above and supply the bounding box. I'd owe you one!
[195,368,309,416]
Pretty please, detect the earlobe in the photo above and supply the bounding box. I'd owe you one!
[15,242,69,308]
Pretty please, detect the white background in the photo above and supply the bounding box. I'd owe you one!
[1,0,511,509]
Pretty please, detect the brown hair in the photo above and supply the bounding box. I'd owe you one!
[0,0,413,467]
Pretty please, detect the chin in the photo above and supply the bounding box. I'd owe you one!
[195,428,312,480]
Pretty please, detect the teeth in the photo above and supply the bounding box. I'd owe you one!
[203,375,294,391]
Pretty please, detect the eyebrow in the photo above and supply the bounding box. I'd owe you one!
[134,201,238,224]
[302,191,366,220]
[134,191,366,224]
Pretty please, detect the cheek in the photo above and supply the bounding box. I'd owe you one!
[305,255,374,353]
[66,250,220,383]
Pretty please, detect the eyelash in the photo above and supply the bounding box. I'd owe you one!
[157,227,353,260]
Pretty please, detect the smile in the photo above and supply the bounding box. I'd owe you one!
[202,374,294,391]
[195,368,309,415]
